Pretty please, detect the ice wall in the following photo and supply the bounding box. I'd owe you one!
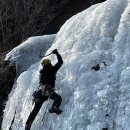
[5,34,56,74]
[2,0,130,130]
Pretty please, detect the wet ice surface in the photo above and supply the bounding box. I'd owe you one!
[2,0,130,130]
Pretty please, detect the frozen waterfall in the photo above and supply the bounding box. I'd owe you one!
[2,0,130,130]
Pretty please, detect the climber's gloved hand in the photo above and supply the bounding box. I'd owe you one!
[52,49,58,54]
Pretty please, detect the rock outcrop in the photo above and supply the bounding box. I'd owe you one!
[0,58,16,125]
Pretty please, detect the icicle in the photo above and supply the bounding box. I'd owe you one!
[9,108,17,130]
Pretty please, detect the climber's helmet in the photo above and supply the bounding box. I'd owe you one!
[41,59,51,65]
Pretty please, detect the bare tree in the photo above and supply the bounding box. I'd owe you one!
[0,6,5,51]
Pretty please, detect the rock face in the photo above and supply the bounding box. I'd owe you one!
[0,0,105,127]
[0,59,16,125]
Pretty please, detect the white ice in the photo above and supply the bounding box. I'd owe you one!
[5,34,56,75]
[2,0,130,130]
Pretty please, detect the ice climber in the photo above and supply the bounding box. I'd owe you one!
[25,49,63,130]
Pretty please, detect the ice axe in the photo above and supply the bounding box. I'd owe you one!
[39,49,58,58]
[39,51,53,58]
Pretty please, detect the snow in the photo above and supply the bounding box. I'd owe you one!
[5,34,56,75]
[2,0,130,130]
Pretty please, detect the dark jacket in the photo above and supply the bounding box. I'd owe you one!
[39,52,63,88]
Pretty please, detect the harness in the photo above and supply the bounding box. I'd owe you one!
[41,84,54,97]
[32,85,54,103]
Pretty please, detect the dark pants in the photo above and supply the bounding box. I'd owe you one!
[26,92,62,126]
